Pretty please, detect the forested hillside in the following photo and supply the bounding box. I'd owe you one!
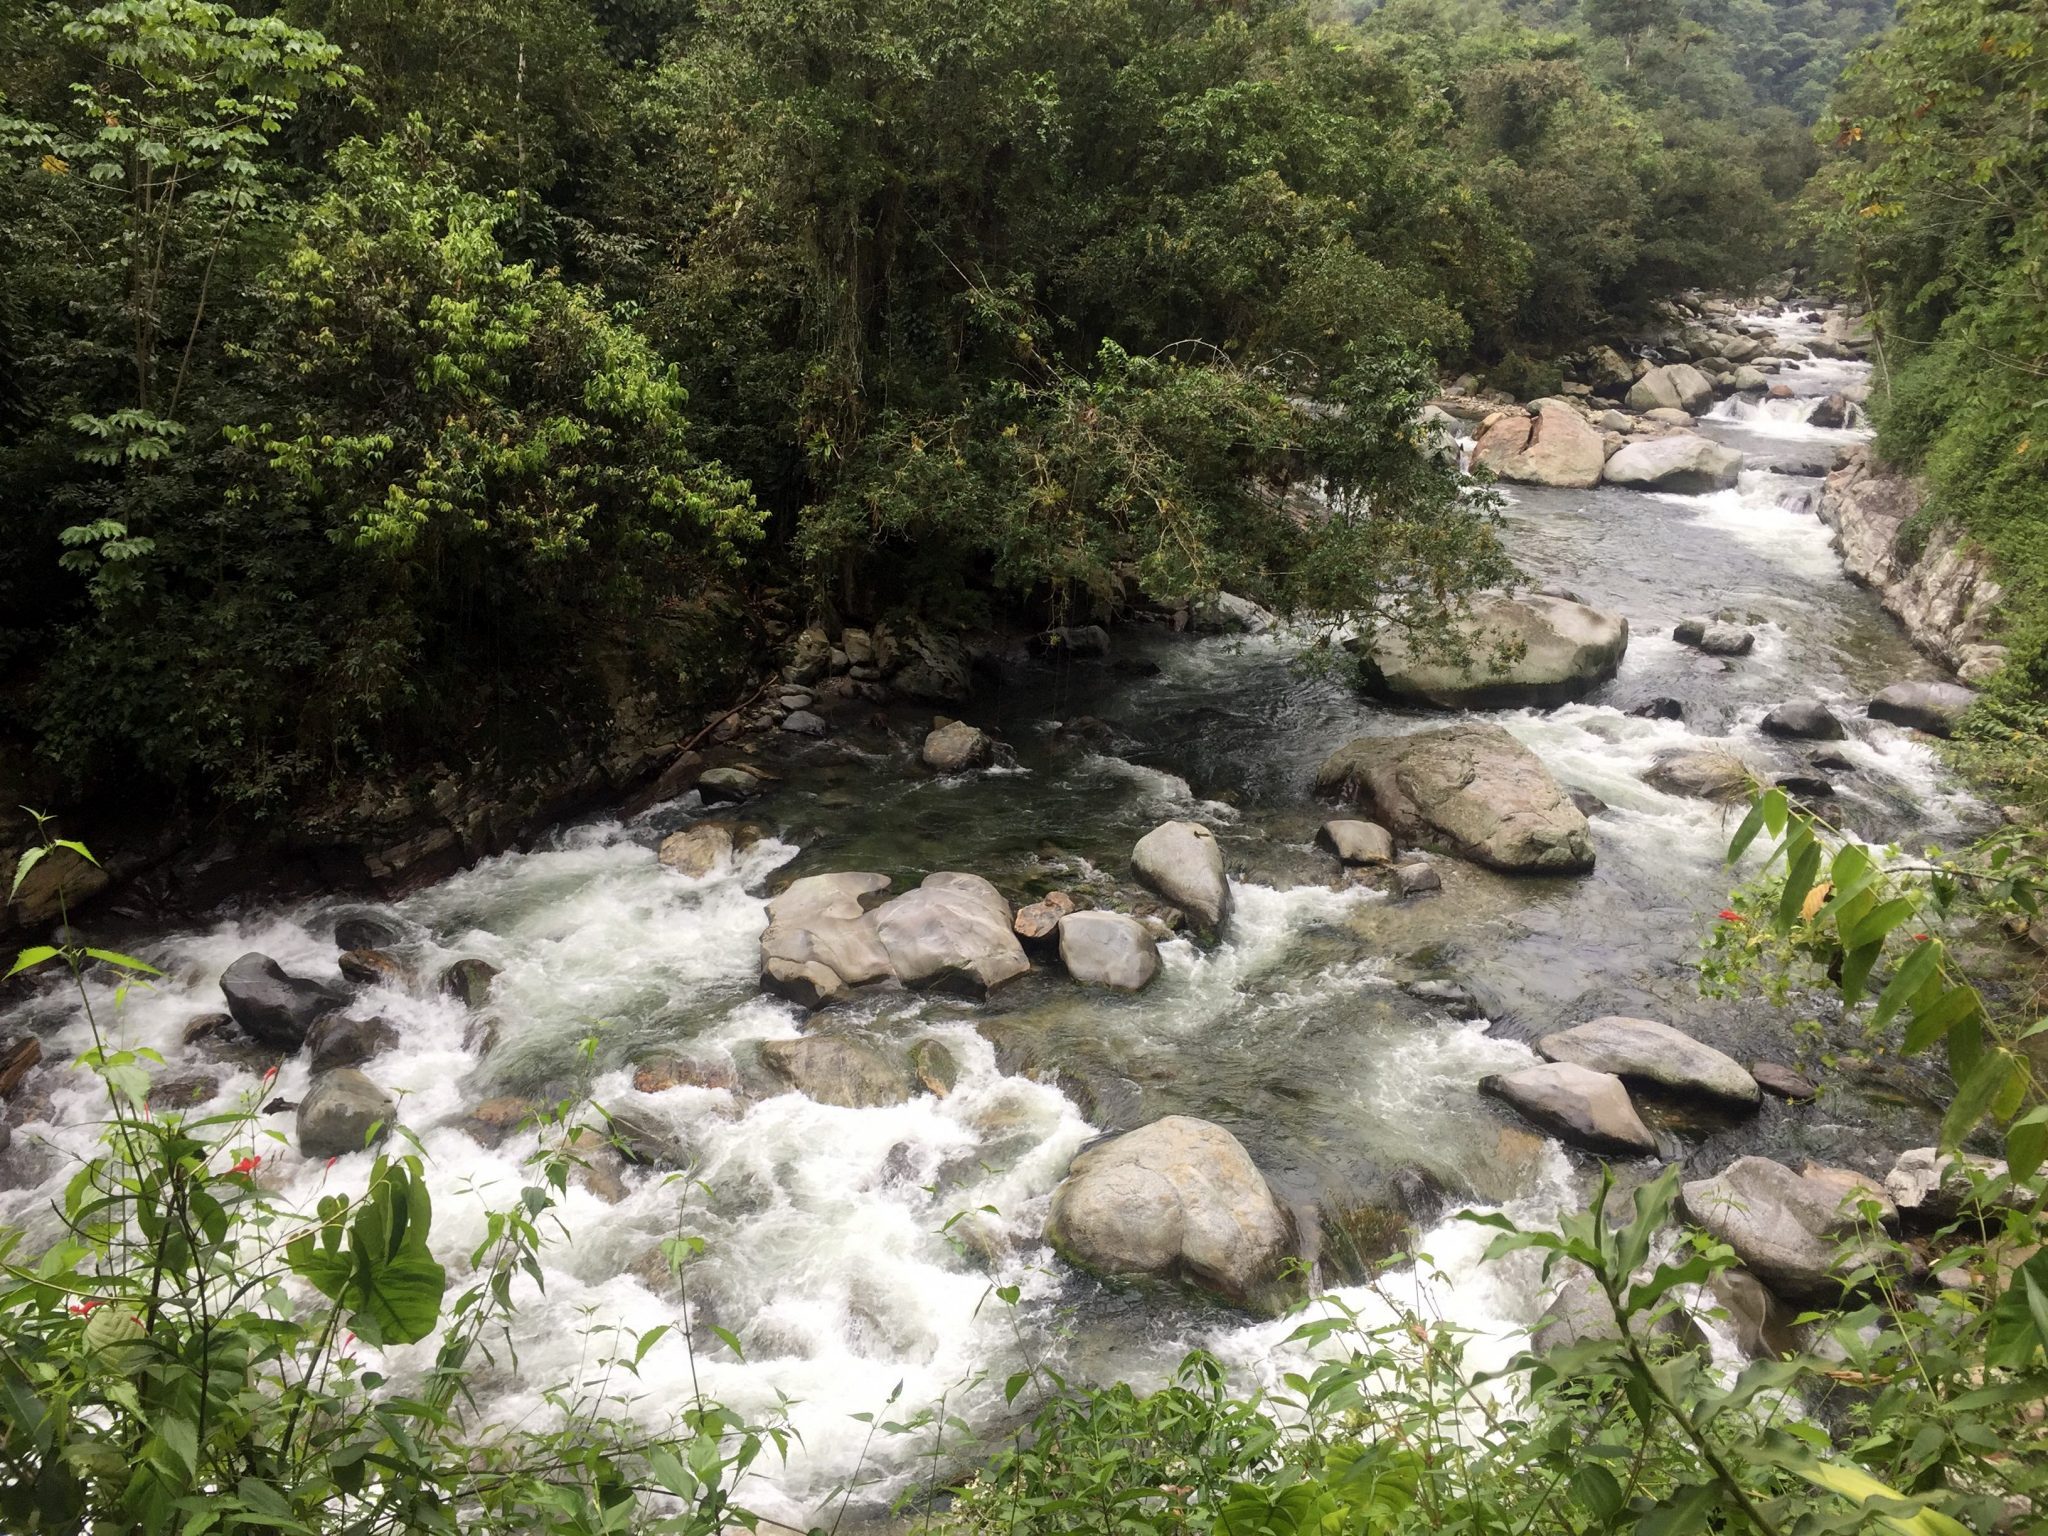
[2,0,1870,832]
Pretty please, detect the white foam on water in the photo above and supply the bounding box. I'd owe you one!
[1651,482,1848,580]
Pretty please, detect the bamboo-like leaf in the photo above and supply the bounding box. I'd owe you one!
[1939,1048,2013,1154]
[1871,938,1941,1032]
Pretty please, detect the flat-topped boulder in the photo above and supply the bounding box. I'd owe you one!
[759,872,896,1009]
[1315,724,1595,874]
[1479,1061,1655,1155]
[1761,701,1845,741]
[1642,745,1753,802]
[1680,1156,1894,1303]
[872,872,1030,996]
[1317,819,1395,866]
[1868,681,1975,737]
[1884,1147,2011,1229]
[1132,820,1232,937]
[760,1035,914,1108]
[1537,1017,1760,1109]
[1473,400,1606,488]
[1603,434,1744,494]
[1057,911,1161,992]
[1356,593,1628,711]
[1627,363,1715,414]
[1044,1116,1296,1313]
[1675,618,1755,655]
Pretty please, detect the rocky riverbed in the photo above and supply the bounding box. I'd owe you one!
[0,299,2005,1526]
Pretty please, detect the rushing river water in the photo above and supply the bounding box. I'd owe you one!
[0,310,1990,1525]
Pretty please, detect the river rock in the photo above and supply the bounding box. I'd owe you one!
[759,872,896,1008]
[1679,1157,1891,1302]
[1643,745,1753,802]
[878,623,974,703]
[911,1039,960,1097]
[1479,1062,1655,1155]
[1627,363,1715,414]
[1752,1062,1817,1101]
[333,913,404,952]
[1761,702,1845,741]
[0,1036,42,1099]
[1629,696,1685,721]
[922,719,994,772]
[780,709,829,737]
[1537,1017,1760,1109]
[1730,364,1768,393]
[220,953,348,1052]
[1317,819,1395,866]
[659,821,735,877]
[1315,724,1595,874]
[1868,681,1975,737]
[1884,1147,2011,1229]
[1603,435,1744,494]
[873,873,1030,996]
[298,1068,396,1160]
[439,958,499,1010]
[1807,392,1852,429]
[697,766,759,804]
[1057,911,1161,992]
[1642,407,1695,428]
[1035,624,1111,658]
[760,1035,913,1108]
[1355,593,1628,711]
[1537,1263,1681,1351]
[305,1014,400,1075]
[338,949,409,989]
[1473,400,1606,488]
[1043,1116,1296,1313]
[633,1055,740,1094]
[783,625,833,685]
[1395,860,1443,895]
[1672,618,1754,656]
[1132,820,1232,937]
[1014,891,1076,951]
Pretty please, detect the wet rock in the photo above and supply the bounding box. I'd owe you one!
[658,821,735,877]
[5,843,108,929]
[874,873,1030,996]
[1355,593,1628,711]
[297,1068,396,1160]
[305,1014,400,1075]
[878,623,974,703]
[457,1095,537,1148]
[1629,696,1685,721]
[1034,625,1111,658]
[1679,1156,1895,1303]
[1643,745,1754,802]
[632,1055,739,1094]
[1810,749,1856,773]
[1537,1017,1759,1110]
[1752,1062,1817,1102]
[1044,1116,1297,1314]
[1316,724,1595,875]
[783,625,833,686]
[565,1127,631,1202]
[1604,434,1744,494]
[181,1013,234,1048]
[0,1036,42,1099]
[922,719,994,773]
[1537,1263,1680,1351]
[1673,617,1755,655]
[1702,1267,1801,1359]
[1014,891,1076,952]
[1569,788,1607,818]
[1775,773,1835,800]
[220,953,348,1052]
[1057,911,1161,992]
[1479,1062,1656,1155]
[1404,978,1481,1019]
[1132,820,1233,937]
[596,1104,689,1167]
[780,709,829,738]
[1807,392,1851,430]
[333,913,404,952]
[146,1069,221,1111]
[1395,861,1443,896]
[1761,701,1845,741]
[462,1014,501,1058]
[338,948,409,988]
[1317,819,1395,866]
[759,871,896,1009]
[1627,363,1715,414]
[1884,1147,2011,1230]
[911,1039,961,1098]
[1868,681,1975,738]
[697,766,759,805]
[760,1035,914,1108]
[1473,400,1606,489]
[438,958,499,1010]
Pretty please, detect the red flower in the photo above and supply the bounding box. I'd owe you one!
[325,1156,338,1170]
[262,1065,279,1083]
[231,1155,261,1175]
[1718,909,1745,924]
[68,1299,103,1316]
[1914,933,1930,942]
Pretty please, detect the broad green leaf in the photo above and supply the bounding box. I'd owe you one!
[6,945,59,980]
[1870,937,1941,1031]
[1778,1454,1972,1536]
[1777,839,1822,931]
[1902,985,1979,1055]
[1938,1048,2013,1154]
[1726,799,1766,865]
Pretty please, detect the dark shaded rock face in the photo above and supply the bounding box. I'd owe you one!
[1868,681,1976,738]
[298,1068,396,1159]
[220,953,348,1051]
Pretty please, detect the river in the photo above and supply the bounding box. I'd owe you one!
[0,309,1987,1526]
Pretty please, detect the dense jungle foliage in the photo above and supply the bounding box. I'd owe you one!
[2,0,1870,821]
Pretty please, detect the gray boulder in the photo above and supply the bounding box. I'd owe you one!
[1730,364,1768,393]
[1472,401,1606,489]
[1626,363,1715,414]
[1868,681,1975,738]
[759,1035,913,1108]
[872,872,1030,996]
[1761,702,1845,741]
[439,958,500,1010]
[759,872,897,1009]
[1317,819,1395,866]
[922,719,994,773]
[878,623,974,703]
[1057,911,1161,992]
[697,766,759,804]
[1537,1016,1760,1109]
[333,913,404,952]
[1479,1062,1656,1155]
[1603,435,1745,494]
[1044,1116,1296,1313]
[1680,1157,1892,1303]
[658,822,735,877]
[1132,821,1232,937]
[1884,1148,2011,1229]
[780,709,829,738]
[1643,746,1754,802]
[1356,593,1628,711]
[298,1069,396,1159]
[1315,724,1595,874]
[220,953,348,1052]
[1672,618,1755,656]
[305,1014,400,1075]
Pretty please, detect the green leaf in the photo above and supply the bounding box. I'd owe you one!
[1726,799,1766,865]
[6,945,59,980]
[1841,897,1917,950]
[1902,985,1979,1055]
[1569,1464,1623,1521]
[286,1160,446,1345]
[9,846,46,901]
[1938,1048,2013,1154]
[1775,1452,1972,1536]
[82,948,160,975]
[2005,1105,2048,1182]
[1871,937,1941,1031]
[1776,839,1822,931]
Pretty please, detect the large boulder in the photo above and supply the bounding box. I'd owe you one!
[1044,1116,1296,1313]
[1473,401,1606,489]
[1884,1147,2011,1229]
[1315,724,1595,874]
[658,822,735,877]
[1680,1157,1892,1303]
[1537,1017,1760,1109]
[305,1014,400,1075]
[759,872,897,1009]
[1479,1062,1656,1155]
[298,1069,396,1160]
[877,622,974,703]
[1627,363,1715,414]
[1674,618,1755,656]
[1057,911,1161,992]
[1602,434,1745,494]
[872,872,1030,996]
[759,1035,913,1108]
[922,719,994,773]
[1761,702,1845,741]
[1132,821,1232,937]
[220,953,348,1052]
[1868,681,1975,738]
[1356,593,1628,711]
[1317,820,1395,866]
[1642,746,1753,802]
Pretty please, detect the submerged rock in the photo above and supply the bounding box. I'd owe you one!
[305,1014,400,1075]
[1537,1016,1760,1109]
[1131,821,1232,937]
[1868,681,1975,737]
[1316,724,1595,874]
[1057,911,1161,992]
[1752,1062,1818,1102]
[220,953,348,1052]
[1044,1116,1297,1313]
[760,1035,914,1108]
[1479,1062,1656,1155]
[333,913,404,953]
[873,872,1030,996]
[1356,593,1628,711]
[338,949,408,989]
[298,1068,396,1160]
[438,958,500,1010]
